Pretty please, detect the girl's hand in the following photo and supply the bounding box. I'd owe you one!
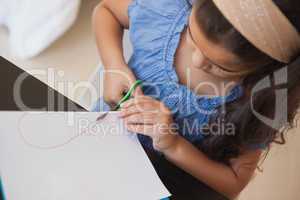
[119,96,179,152]
[103,65,143,107]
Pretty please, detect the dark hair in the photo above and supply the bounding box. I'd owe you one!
[194,0,300,164]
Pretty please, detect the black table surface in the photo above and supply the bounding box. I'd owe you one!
[0,57,85,111]
[0,56,228,200]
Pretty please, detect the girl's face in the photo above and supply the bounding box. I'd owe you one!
[187,8,252,78]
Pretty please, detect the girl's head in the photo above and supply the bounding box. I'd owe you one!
[188,0,300,77]
[189,0,300,163]
[187,6,265,78]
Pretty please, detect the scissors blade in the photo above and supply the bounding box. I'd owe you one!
[96,112,109,121]
[96,104,118,121]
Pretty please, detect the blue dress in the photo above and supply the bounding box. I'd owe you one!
[93,0,243,151]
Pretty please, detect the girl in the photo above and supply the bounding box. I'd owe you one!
[93,0,300,199]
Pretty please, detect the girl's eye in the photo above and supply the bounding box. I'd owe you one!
[210,65,237,78]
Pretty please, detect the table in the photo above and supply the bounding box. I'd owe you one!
[0,57,84,111]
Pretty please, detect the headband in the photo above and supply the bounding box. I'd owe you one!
[212,0,300,63]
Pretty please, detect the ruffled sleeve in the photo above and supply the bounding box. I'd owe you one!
[128,0,192,82]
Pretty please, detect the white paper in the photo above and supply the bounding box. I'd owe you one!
[0,112,170,200]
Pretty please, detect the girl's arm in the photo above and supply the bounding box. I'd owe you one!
[93,0,142,105]
[92,0,131,67]
[164,136,262,199]
[120,96,262,200]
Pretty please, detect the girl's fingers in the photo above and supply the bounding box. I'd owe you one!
[133,86,144,97]
[120,95,155,109]
[119,105,140,118]
[119,97,141,108]
[120,97,166,117]
[120,100,160,117]
[123,112,157,125]
[125,124,153,136]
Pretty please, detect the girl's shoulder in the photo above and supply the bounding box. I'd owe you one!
[129,0,191,17]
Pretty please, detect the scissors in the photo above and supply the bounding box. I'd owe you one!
[96,80,143,121]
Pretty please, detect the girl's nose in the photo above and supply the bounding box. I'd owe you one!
[192,49,208,69]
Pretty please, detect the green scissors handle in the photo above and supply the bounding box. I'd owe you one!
[96,80,143,121]
[114,80,143,110]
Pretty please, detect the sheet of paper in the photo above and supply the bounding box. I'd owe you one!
[0,112,170,200]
